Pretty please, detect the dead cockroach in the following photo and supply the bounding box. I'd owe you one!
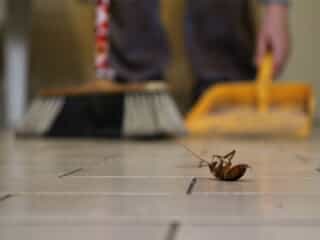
[183,146,250,181]
[200,150,250,181]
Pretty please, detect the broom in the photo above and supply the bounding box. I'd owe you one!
[16,0,186,138]
[15,80,186,138]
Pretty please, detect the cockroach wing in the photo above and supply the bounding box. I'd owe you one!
[223,164,249,181]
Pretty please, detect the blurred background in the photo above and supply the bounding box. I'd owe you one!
[0,0,319,128]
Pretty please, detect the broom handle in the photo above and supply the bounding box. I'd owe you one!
[257,53,274,113]
[40,80,167,96]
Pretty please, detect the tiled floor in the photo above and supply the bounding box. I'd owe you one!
[0,130,319,239]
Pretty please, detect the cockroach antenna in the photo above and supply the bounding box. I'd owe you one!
[180,144,216,168]
[180,144,209,163]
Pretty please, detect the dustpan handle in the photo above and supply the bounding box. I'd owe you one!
[257,53,274,113]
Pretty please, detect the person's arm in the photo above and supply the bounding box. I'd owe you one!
[256,0,290,77]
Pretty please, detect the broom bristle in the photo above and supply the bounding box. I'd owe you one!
[16,97,64,136]
[123,92,186,137]
[17,83,186,138]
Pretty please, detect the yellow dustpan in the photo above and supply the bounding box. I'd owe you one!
[185,54,315,138]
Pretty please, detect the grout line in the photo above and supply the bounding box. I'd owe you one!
[186,177,197,195]
[8,192,174,197]
[165,221,181,240]
[70,176,195,179]
[1,216,320,226]
[0,194,13,203]
[69,175,320,180]
[59,168,83,178]
[1,191,320,197]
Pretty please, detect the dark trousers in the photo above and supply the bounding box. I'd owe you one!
[110,0,256,86]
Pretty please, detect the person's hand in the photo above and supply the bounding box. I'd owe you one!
[255,4,290,77]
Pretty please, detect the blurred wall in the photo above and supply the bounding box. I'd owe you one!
[281,0,319,114]
[29,0,95,94]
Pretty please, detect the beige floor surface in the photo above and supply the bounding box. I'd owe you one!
[0,130,320,239]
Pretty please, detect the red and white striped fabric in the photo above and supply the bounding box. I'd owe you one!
[96,0,114,79]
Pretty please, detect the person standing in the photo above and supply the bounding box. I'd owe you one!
[109,0,290,102]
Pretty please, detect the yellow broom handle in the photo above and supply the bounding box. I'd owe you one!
[257,53,274,113]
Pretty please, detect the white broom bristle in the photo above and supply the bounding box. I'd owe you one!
[16,97,64,136]
[123,92,186,137]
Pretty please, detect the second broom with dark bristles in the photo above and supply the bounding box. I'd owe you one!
[16,80,186,138]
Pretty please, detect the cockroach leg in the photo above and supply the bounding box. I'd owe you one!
[223,150,236,164]
[212,154,224,162]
